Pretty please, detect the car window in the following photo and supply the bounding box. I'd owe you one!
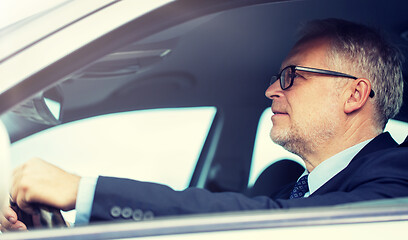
[10,107,216,190]
[10,107,216,224]
[249,108,408,187]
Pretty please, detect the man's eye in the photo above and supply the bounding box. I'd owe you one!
[294,73,305,79]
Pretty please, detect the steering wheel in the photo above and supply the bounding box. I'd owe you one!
[10,200,68,229]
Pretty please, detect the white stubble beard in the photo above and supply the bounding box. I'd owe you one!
[270,100,340,160]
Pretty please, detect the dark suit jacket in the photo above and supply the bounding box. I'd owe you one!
[90,132,408,222]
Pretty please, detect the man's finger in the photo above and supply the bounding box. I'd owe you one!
[0,219,27,232]
[0,205,27,232]
[1,205,17,224]
[14,192,35,215]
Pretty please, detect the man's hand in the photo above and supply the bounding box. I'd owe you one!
[10,158,80,214]
[0,205,27,232]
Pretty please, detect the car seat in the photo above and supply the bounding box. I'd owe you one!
[246,159,305,197]
[399,135,408,147]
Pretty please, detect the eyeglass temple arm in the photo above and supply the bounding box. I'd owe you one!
[295,66,375,98]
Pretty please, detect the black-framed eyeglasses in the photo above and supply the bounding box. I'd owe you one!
[270,65,375,98]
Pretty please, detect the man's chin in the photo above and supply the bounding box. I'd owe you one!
[270,128,301,155]
[271,134,301,156]
[270,129,290,146]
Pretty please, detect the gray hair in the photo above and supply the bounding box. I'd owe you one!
[298,18,404,130]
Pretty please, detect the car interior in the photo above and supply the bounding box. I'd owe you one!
[1,0,408,228]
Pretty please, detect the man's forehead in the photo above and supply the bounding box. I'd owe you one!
[281,47,304,69]
[281,37,330,70]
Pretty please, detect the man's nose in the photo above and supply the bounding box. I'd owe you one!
[265,78,282,100]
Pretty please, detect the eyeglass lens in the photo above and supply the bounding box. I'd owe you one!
[281,67,294,90]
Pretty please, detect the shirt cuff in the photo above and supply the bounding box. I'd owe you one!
[75,176,98,225]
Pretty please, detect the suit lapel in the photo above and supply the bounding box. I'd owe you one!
[350,132,398,161]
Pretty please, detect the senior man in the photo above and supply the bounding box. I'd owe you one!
[2,18,408,230]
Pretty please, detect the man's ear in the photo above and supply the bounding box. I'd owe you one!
[344,78,372,114]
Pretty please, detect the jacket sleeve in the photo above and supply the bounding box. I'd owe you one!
[90,148,408,222]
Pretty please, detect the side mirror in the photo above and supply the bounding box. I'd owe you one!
[12,86,64,126]
[0,120,10,215]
